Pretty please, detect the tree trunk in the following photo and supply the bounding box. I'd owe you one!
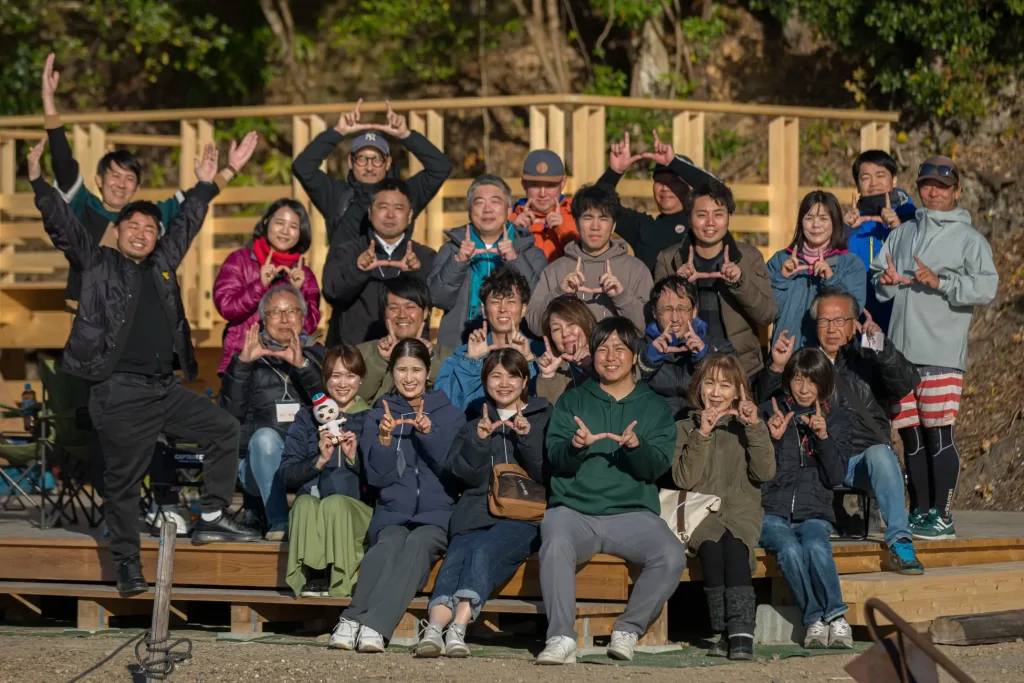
[630,15,670,98]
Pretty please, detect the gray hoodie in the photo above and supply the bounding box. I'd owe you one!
[870,207,997,370]
[525,239,653,335]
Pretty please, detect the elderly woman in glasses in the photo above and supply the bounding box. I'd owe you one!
[219,283,328,541]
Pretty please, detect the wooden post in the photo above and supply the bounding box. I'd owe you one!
[571,105,589,193]
[587,106,606,184]
[672,111,706,168]
[299,115,331,331]
[77,599,109,631]
[860,122,891,153]
[409,111,428,244]
[88,124,107,175]
[547,106,566,162]
[0,139,14,197]
[768,116,800,254]
[424,110,445,250]
[195,120,215,332]
[178,121,198,324]
[73,125,95,195]
[147,522,177,670]
[529,106,547,151]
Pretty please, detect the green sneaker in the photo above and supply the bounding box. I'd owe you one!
[911,509,956,540]
[908,509,926,531]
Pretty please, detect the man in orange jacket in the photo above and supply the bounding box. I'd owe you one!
[509,150,579,261]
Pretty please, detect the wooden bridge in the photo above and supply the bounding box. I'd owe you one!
[0,94,898,398]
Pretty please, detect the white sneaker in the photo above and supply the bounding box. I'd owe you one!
[803,619,829,649]
[606,630,638,661]
[327,617,359,650]
[145,507,190,536]
[357,625,385,653]
[828,616,853,649]
[536,635,576,665]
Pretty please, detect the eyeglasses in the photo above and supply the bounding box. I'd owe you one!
[353,154,386,168]
[815,316,854,329]
[655,305,693,316]
[266,307,302,320]
[919,163,957,179]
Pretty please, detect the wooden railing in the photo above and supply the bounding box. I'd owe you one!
[0,94,898,351]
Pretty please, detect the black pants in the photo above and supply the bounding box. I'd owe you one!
[697,530,752,588]
[89,373,240,563]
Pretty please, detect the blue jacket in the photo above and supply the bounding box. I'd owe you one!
[278,398,371,500]
[433,333,545,411]
[767,248,866,349]
[359,390,467,544]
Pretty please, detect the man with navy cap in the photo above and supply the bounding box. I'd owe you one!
[510,149,580,261]
[597,130,716,273]
[292,98,452,246]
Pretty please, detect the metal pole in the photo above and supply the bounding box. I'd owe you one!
[147,521,176,674]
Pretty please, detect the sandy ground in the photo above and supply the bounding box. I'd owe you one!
[2,629,1024,683]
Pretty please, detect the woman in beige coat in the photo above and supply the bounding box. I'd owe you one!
[673,352,775,661]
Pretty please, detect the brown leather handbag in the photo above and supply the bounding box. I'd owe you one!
[488,462,547,521]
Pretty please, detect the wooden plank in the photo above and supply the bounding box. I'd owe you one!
[930,609,1024,646]
[768,116,799,254]
[306,115,329,282]
[529,106,547,150]
[214,185,293,204]
[424,110,445,251]
[443,177,520,197]
[0,140,15,197]
[0,193,38,218]
[0,222,46,244]
[547,105,566,161]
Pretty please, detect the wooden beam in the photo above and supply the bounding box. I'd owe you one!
[306,116,329,324]
[0,140,14,198]
[424,110,445,251]
[768,116,800,254]
[860,122,892,154]
[529,105,547,151]
[673,112,706,169]
[587,106,607,184]
[571,105,590,193]
[547,106,566,161]
[930,609,1024,646]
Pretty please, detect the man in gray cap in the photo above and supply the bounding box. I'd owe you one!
[870,155,998,542]
[292,98,452,246]
[510,149,580,261]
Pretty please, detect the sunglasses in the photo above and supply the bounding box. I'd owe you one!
[919,163,958,179]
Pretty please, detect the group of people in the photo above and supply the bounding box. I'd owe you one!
[28,53,999,664]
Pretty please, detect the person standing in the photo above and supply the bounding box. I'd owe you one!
[508,150,580,261]
[27,132,261,597]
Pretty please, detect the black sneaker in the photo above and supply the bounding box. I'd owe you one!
[300,577,329,597]
[191,512,262,545]
[727,634,754,660]
[116,557,148,597]
[706,633,729,657]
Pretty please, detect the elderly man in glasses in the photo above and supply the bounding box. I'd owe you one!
[219,283,328,541]
[869,156,998,542]
[292,99,452,246]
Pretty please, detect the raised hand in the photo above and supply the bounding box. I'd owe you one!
[769,330,796,372]
[412,404,432,434]
[337,430,358,463]
[454,225,479,263]
[377,320,399,360]
[652,327,687,355]
[879,253,913,286]
[800,400,828,439]
[608,132,645,174]
[512,404,531,436]
[720,245,742,284]
[646,130,675,166]
[379,400,397,444]
[572,417,600,449]
[27,139,46,181]
[260,247,282,286]
[698,407,724,437]
[546,209,564,230]
[238,324,273,363]
[880,192,900,229]
[617,420,639,449]
[396,247,422,273]
[477,404,501,438]
[844,195,876,228]
[912,255,939,289]
[415,320,434,355]
[561,257,587,295]
[507,329,534,361]
[194,142,219,183]
[599,260,623,297]
[737,387,759,425]
[227,131,259,173]
[41,53,60,117]
[679,317,705,354]
[467,321,497,360]
[496,228,517,261]
[537,336,563,378]
[860,308,883,338]
[780,250,811,278]
[336,98,372,136]
[677,246,724,283]
[377,99,411,139]
[513,201,536,229]
[812,247,834,280]
[289,256,306,288]
[767,397,795,441]
[278,331,306,368]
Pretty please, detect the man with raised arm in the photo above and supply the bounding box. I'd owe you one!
[27,132,261,598]
[291,99,452,246]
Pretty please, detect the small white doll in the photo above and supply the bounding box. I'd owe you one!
[312,393,346,437]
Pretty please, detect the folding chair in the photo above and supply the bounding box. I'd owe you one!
[0,426,46,513]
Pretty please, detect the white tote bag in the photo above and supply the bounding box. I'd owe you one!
[659,489,722,547]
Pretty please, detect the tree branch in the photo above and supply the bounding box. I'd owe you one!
[594,0,616,56]
[259,0,309,101]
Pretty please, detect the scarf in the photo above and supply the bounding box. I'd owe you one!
[252,236,302,268]
[795,243,849,266]
[466,223,514,321]
[783,395,832,466]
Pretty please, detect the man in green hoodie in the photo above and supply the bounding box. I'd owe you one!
[537,317,683,665]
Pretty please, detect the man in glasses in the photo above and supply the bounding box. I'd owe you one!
[219,284,328,542]
[870,156,998,541]
[292,99,452,246]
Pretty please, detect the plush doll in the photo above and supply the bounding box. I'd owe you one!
[312,393,346,436]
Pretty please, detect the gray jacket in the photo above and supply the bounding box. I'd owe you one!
[426,223,547,348]
[870,207,997,370]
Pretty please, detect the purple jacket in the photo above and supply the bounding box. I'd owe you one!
[213,247,321,374]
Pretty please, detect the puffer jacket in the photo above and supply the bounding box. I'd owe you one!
[508,196,579,261]
[359,390,467,544]
[446,398,551,537]
[33,178,214,382]
[218,340,326,453]
[758,394,853,524]
[278,397,372,498]
[213,246,321,374]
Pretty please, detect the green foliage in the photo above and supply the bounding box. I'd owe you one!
[585,65,670,160]
[680,7,729,63]
[706,129,752,170]
[801,120,837,155]
[813,167,838,187]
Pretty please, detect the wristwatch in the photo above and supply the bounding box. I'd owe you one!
[300,358,310,369]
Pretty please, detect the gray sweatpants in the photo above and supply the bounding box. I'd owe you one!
[342,524,448,639]
[539,506,686,640]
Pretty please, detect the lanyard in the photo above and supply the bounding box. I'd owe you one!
[260,357,296,401]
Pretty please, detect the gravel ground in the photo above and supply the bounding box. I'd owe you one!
[3,630,1024,683]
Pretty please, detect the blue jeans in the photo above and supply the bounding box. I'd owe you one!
[238,427,289,529]
[844,444,911,547]
[429,520,540,621]
[760,515,848,627]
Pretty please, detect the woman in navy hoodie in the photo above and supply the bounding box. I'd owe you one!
[327,338,466,653]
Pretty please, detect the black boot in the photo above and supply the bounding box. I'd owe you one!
[704,586,729,657]
[191,511,261,545]
[116,557,148,597]
[725,586,757,661]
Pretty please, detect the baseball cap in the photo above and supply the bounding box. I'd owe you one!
[653,154,718,189]
[351,132,391,157]
[521,149,565,181]
[917,155,959,187]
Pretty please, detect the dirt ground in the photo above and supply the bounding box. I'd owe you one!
[2,629,1024,683]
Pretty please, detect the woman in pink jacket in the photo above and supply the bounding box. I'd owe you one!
[214,198,322,374]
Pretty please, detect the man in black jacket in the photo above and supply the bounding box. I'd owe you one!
[291,98,452,247]
[320,178,436,345]
[764,286,924,575]
[219,284,327,541]
[28,133,261,598]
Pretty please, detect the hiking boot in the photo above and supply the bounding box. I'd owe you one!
[828,616,853,649]
[300,577,329,597]
[444,624,470,658]
[911,509,956,540]
[264,522,288,542]
[414,620,444,658]
[803,619,829,649]
[706,634,729,658]
[191,512,261,545]
[327,617,359,650]
[536,635,576,665]
[356,625,385,652]
[606,630,638,661]
[116,557,148,597]
[728,634,754,661]
[889,539,925,575]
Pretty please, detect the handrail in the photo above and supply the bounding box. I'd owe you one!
[0,93,900,127]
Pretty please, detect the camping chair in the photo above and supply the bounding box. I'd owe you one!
[0,416,44,513]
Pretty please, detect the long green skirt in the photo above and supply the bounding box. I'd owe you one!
[286,494,373,598]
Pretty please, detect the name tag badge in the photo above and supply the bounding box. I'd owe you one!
[275,401,301,423]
